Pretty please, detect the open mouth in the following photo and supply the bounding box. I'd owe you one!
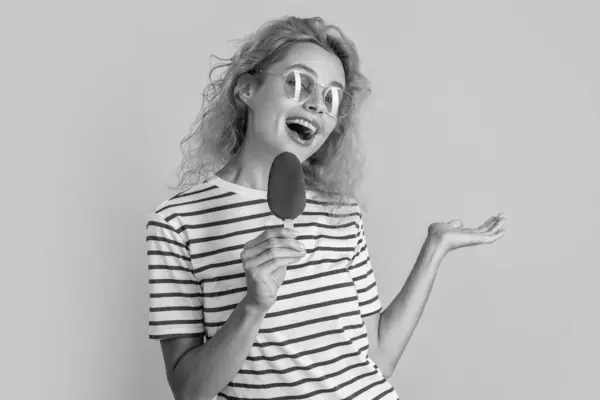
[286,118,319,141]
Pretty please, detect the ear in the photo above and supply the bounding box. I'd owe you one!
[235,73,258,105]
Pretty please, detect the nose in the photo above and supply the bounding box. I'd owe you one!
[303,88,325,115]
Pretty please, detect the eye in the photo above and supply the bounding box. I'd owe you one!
[284,77,295,88]
[299,74,313,93]
[324,89,341,107]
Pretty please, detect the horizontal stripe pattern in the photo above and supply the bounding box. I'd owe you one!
[147,176,399,399]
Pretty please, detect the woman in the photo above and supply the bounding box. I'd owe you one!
[146,16,506,400]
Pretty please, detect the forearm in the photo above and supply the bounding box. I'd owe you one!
[172,297,268,400]
[378,236,446,374]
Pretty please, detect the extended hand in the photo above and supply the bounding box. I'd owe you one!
[428,213,507,254]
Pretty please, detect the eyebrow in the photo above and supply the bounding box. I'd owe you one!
[285,63,345,89]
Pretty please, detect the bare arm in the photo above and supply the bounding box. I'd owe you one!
[160,227,306,400]
[161,298,268,400]
[376,236,445,375]
[376,215,506,376]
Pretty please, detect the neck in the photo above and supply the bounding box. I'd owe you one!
[216,135,279,191]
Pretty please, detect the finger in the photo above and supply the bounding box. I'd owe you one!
[252,236,305,255]
[488,216,507,234]
[244,227,298,251]
[447,219,463,229]
[480,212,507,232]
[482,229,505,244]
[242,240,305,268]
[457,227,502,246]
[244,245,306,269]
[474,216,496,233]
[255,255,305,276]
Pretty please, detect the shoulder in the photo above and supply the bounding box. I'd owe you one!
[146,178,227,231]
[305,190,363,229]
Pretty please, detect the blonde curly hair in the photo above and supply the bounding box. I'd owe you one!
[173,16,372,212]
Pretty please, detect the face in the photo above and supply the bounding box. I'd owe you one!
[242,42,347,163]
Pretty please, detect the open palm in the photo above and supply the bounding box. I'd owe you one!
[428,213,507,254]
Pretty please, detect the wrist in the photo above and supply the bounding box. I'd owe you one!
[424,234,448,260]
[240,297,270,319]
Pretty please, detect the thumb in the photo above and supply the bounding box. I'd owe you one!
[448,219,463,229]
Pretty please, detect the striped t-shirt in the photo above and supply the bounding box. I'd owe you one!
[146,175,399,400]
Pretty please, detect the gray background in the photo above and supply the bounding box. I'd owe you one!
[1,0,598,399]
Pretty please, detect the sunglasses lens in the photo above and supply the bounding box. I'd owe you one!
[325,87,354,117]
[284,71,353,117]
[284,71,314,102]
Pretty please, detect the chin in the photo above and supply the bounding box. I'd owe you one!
[255,126,319,162]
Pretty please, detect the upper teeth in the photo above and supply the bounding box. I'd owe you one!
[288,118,317,134]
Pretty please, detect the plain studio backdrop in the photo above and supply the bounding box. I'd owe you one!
[1,0,598,399]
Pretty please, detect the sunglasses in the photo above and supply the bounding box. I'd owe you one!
[259,69,354,118]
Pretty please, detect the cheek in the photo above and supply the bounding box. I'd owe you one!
[252,85,283,114]
[312,130,334,152]
[321,120,338,141]
[261,81,288,107]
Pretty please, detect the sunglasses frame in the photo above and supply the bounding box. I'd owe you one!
[257,69,354,118]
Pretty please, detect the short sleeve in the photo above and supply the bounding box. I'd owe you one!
[146,212,204,340]
[347,213,383,319]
